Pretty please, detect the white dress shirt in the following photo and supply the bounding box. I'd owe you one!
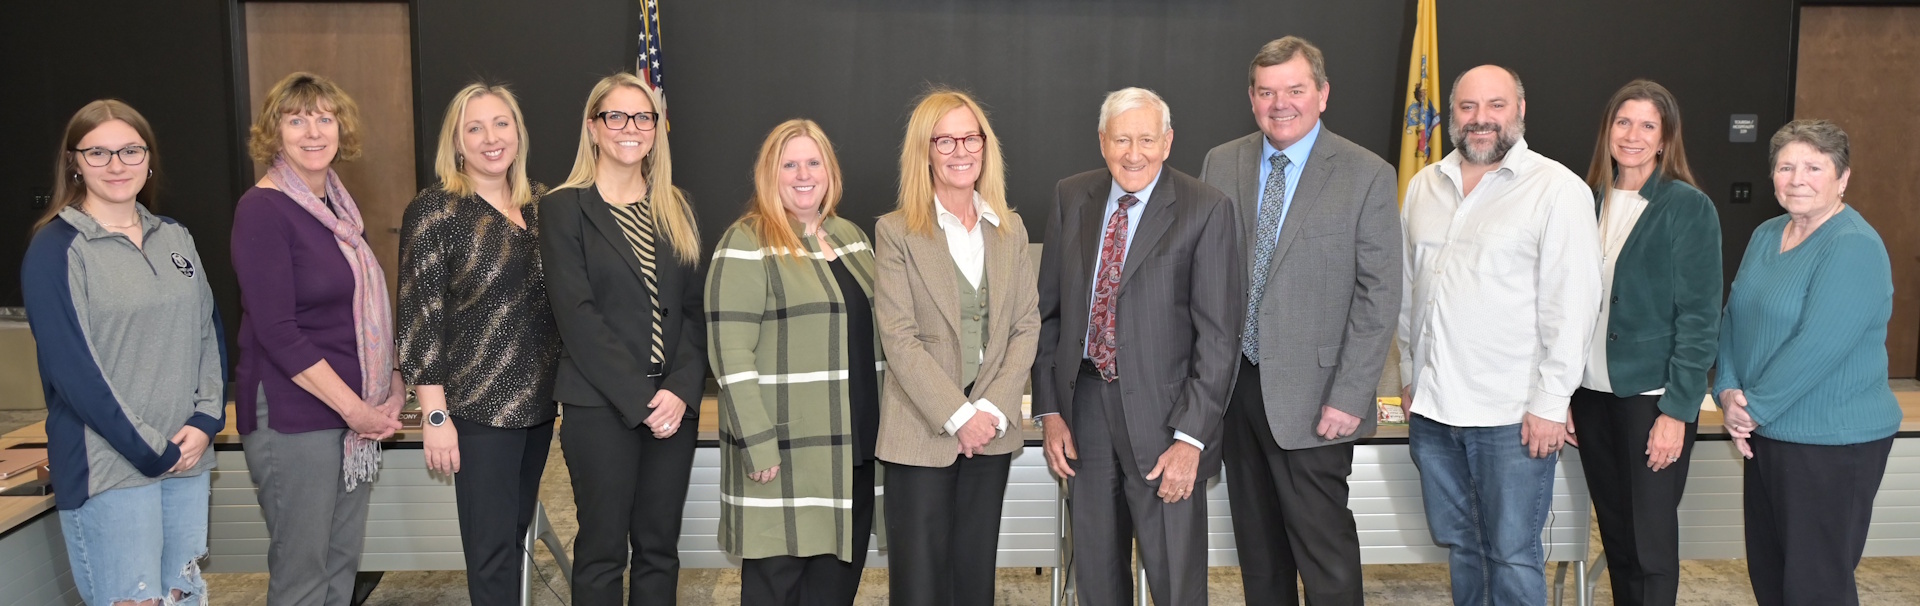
[1398,139,1603,425]
[1582,188,1664,396]
[935,192,1010,437]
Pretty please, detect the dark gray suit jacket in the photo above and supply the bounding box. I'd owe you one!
[1032,167,1244,481]
[1199,129,1402,449]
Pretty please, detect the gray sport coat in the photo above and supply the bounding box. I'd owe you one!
[1199,129,1403,449]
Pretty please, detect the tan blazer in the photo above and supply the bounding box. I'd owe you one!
[872,209,1040,467]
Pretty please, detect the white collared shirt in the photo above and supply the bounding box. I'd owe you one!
[935,192,1011,437]
[1583,188,1664,396]
[935,191,1000,288]
[1398,139,1603,426]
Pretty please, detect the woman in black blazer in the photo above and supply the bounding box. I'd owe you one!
[539,72,707,606]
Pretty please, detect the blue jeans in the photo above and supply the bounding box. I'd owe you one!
[59,472,212,605]
[1409,414,1557,606]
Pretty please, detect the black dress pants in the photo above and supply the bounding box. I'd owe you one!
[1569,388,1696,606]
[1745,434,1893,606]
[560,403,698,606]
[451,417,554,606]
[883,453,1013,606]
[739,461,875,606]
[1223,357,1362,606]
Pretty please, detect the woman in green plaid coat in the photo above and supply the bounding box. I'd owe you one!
[706,119,884,604]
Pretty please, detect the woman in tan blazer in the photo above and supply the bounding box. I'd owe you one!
[873,89,1040,606]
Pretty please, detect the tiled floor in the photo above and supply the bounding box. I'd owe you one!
[6,410,1919,604]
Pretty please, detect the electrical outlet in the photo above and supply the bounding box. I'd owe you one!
[1730,182,1753,204]
[30,187,51,210]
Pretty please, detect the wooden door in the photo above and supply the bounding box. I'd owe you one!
[1797,6,1920,378]
[245,2,414,299]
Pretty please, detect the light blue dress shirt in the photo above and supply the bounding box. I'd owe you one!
[1254,120,1322,243]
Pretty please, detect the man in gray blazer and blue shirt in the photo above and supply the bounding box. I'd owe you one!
[1199,37,1403,606]
[1033,87,1243,606]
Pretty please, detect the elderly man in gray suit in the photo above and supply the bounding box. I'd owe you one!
[1033,87,1243,606]
[1199,36,1403,606]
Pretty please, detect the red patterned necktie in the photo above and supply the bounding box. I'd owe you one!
[1087,194,1138,382]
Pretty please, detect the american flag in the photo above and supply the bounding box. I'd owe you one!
[639,0,664,91]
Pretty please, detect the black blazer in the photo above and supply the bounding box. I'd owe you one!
[539,185,707,428]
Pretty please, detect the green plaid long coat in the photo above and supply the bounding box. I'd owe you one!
[705,215,886,561]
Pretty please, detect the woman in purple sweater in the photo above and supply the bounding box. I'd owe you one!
[230,72,403,606]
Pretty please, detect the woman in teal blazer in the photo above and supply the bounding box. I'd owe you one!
[1567,80,1721,606]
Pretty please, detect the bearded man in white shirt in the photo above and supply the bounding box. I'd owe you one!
[1397,64,1602,606]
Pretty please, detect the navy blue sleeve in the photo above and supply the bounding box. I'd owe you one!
[21,222,181,477]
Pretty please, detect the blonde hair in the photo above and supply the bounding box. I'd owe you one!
[37,100,161,231]
[434,83,535,207]
[744,119,843,259]
[248,72,363,164]
[556,73,701,262]
[894,89,1011,236]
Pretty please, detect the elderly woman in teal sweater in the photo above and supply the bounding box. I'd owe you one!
[1715,119,1899,606]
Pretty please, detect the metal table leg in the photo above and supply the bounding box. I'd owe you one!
[1134,544,1150,606]
[1054,479,1071,606]
[1552,561,1568,606]
[521,501,570,606]
[1575,560,1590,606]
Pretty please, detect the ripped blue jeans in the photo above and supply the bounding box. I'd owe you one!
[59,472,211,605]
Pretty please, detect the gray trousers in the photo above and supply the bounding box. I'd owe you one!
[1068,365,1209,606]
[242,387,372,606]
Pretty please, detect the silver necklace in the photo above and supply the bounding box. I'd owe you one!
[81,207,139,230]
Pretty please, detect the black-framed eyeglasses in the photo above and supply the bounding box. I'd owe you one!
[931,134,986,155]
[70,145,150,168]
[596,110,659,131]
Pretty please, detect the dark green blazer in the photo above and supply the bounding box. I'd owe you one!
[1597,172,1722,421]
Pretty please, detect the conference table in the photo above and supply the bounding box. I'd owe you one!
[4,395,1918,606]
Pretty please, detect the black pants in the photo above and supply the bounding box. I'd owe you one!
[451,417,554,606]
[1569,388,1696,606]
[740,461,875,606]
[1223,357,1362,606]
[1745,434,1893,606]
[560,403,698,606]
[883,454,1012,606]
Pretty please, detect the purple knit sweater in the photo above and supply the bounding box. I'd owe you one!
[230,186,365,434]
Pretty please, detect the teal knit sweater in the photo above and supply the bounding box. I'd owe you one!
[1713,206,1899,445]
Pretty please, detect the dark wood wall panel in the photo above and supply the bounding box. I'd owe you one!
[246,2,416,299]
[1796,6,1920,378]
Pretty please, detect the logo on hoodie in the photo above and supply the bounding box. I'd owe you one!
[170,252,196,278]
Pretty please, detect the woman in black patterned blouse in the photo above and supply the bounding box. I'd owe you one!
[396,82,560,606]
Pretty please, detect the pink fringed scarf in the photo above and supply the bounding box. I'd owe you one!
[268,155,394,491]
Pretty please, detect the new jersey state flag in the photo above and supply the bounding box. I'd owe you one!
[1397,0,1442,204]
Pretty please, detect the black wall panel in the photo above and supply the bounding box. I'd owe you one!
[3,0,1798,320]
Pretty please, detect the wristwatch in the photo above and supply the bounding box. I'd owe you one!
[426,409,448,427]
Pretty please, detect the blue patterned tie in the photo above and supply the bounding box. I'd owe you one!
[1242,153,1291,361]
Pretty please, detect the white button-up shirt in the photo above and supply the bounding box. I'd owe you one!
[1398,139,1602,425]
[935,192,1010,437]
